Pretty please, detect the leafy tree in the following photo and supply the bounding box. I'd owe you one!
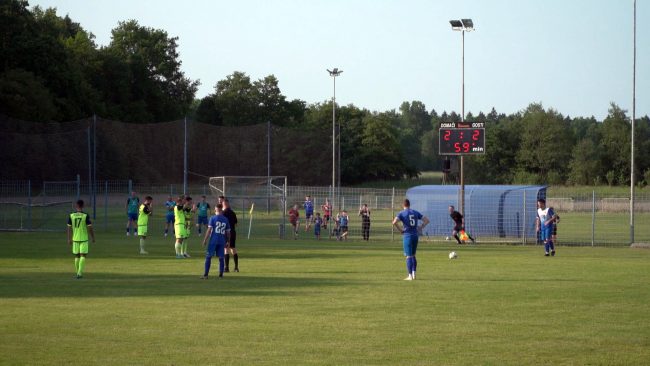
[107,19,199,121]
[0,68,56,121]
[361,113,409,180]
[515,103,573,184]
[567,138,603,185]
[600,103,630,184]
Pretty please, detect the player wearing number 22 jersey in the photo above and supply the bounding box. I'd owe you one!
[201,204,231,279]
[392,199,429,281]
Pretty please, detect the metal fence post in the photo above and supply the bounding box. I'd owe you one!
[128,179,132,194]
[27,180,32,231]
[523,190,527,245]
[104,181,108,231]
[591,190,596,247]
[76,174,80,201]
[391,187,395,241]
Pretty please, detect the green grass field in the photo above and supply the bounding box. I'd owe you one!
[1,231,649,365]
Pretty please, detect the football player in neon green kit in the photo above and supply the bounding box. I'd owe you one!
[182,196,194,258]
[195,195,210,235]
[173,196,186,258]
[137,196,153,254]
[67,199,95,279]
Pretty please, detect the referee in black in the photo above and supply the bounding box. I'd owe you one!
[220,196,239,272]
[448,205,475,244]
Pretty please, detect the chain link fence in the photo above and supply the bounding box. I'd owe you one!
[1,179,648,246]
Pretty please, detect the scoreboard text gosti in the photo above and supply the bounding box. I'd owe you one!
[439,122,486,155]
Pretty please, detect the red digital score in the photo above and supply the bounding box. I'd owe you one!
[439,126,485,155]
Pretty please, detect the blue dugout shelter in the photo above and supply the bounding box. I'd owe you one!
[406,185,547,242]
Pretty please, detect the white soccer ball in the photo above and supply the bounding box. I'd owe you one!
[448,251,458,259]
[445,236,450,241]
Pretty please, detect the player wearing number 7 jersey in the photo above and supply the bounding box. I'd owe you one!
[392,199,429,281]
[201,203,231,279]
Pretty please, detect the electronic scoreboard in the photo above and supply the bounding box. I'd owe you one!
[439,122,486,155]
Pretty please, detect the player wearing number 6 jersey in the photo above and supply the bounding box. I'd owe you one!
[392,199,429,281]
[201,204,231,279]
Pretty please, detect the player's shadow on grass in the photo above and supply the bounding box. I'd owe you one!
[0,272,356,298]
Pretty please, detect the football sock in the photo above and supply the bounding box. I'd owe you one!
[181,242,188,254]
[549,240,555,250]
[225,254,230,269]
[234,254,239,269]
[544,242,550,253]
[74,257,80,273]
[453,234,462,244]
[219,257,225,275]
[198,227,202,234]
[164,228,168,235]
[204,255,212,277]
[140,238,145,252]
[413,257,417,273]
[175,242,181,256]
[406,257,413,274]
[77,256,86,276]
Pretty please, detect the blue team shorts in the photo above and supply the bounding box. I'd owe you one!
[540,227,552,242]
[306,212,313,220]
[197,216,208,225]
[166,213,174,223]
[207,241,225,258]
[315,227,321,235]
[403,235,419,256]
[128,212,138,221]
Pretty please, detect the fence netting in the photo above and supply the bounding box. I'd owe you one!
[0,179,648,246]
[0,114,330,185]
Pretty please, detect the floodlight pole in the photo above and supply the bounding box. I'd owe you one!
[183,116,188,195]
[451,19,473,215]
[631,0,636,244]
[328,68,343,213]
[461,28,465,216]
[267,120,271,214]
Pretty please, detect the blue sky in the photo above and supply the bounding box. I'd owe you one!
[31,0,648,120]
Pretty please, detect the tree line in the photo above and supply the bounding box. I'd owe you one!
[1,0,648,186]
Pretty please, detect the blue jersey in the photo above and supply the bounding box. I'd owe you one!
[197,202,210,217]
[304,200,314,215]
[165,200,175,215]
[537,207,555,230]
[396,208,423,236]
[127,197,140,214]
[208,214,231,247]
[339,214,349,227]
[314,217,323,228]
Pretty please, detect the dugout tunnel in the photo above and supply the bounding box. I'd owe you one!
[406,185,547,242]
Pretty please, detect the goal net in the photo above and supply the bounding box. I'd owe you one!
[406,185,547,244]
[208,176,288,238]
[0,200,74,231]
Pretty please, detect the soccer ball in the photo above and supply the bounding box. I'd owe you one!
[448,251,458,259]
[445,236,450,241]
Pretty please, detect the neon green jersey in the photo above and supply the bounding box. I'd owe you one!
[68,211,91,242]
[174,205,185,226]
[137,204,151,226]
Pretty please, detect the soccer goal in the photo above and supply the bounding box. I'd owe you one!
[0,200,74,231]
[208,176,288,238]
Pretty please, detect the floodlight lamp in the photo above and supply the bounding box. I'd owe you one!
[449,19,463,30]
[328,68,343,77]
[461,19,474,29]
